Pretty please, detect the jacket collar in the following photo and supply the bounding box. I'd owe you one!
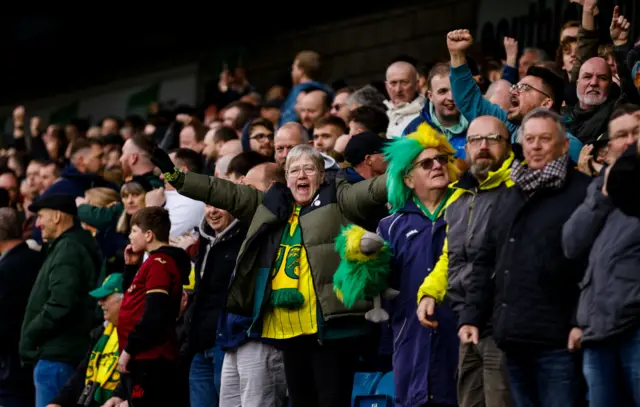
[452,151,515,192]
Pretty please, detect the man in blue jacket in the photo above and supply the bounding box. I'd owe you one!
[403,63,469,159]
[280,51,333,126]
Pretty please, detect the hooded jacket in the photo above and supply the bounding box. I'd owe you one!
[417,153,515,317]
[188,217,247,353]
[118,246,191,361]
[20,226,102,365]
[378,197,459,407]
[402,101,468,159]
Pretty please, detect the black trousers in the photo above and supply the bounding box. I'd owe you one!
[280,335,359,407]
[122,358,179,407]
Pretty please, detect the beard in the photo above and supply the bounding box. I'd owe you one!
[469,151,505,180]
[578,91,606,107]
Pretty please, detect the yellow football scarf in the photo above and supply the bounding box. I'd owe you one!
[270,205,305,309]
[85,323,120,404]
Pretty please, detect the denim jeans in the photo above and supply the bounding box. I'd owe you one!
[583,326,640,407]
[505,347,580,407]
[189,345,225,407]
[33,359,76,407]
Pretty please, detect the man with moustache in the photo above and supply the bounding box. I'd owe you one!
[417,116,515,407]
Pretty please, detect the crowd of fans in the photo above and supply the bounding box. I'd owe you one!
[0,1,639,407]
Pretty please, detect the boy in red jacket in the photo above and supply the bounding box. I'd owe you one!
[104,207,191,407]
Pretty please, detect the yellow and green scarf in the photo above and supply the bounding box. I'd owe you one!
[270,205,305,309]
[85,323,120,404]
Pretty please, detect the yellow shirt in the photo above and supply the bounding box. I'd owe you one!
[262,206,318,339]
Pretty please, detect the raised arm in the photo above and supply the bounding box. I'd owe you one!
[447,30,517,133]
[150,144,263,225]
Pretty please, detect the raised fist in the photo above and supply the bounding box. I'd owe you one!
[447,29,473,53]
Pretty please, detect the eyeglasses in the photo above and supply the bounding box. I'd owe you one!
[406,154,449,174]
[288,165,318,178]
[467,134,505,146]
[511,83,551,99]
[250,133,274,141]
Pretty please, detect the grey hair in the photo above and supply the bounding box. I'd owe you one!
[278,122,310,143]
[112,293,124,302]
[516,107,567,143]
[285,144,325,174]
[523,47,550,62]
[347,85,386,110]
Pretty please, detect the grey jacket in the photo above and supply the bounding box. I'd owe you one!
[438,154,514,314]
[562,176,640,343]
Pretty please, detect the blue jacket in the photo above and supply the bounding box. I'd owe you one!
[403,102,467,159]
[279,81,334,126]
[449,63,583,163]
[378,200,458,407]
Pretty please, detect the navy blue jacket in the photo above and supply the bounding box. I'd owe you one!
[378,200,458,407]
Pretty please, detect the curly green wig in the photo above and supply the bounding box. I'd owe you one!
[383,123,459,213]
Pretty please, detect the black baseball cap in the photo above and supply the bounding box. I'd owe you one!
[344,132,390,166]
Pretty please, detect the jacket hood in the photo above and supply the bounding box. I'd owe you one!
[453,151,515,192]
[152,246,192,285]
[321,152,340,170]
[343,167,365,183]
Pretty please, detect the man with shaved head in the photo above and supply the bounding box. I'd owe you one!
[485,79,512,111]
[243,162,286,192]
[384,60,426,137]
[417,115,515,407]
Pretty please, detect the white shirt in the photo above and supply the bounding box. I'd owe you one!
[164,189,206,238]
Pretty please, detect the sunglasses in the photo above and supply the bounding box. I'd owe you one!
[406,154,449,174]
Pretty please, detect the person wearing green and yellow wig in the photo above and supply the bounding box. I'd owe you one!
[47,274,124,407]
[335,122,462,406]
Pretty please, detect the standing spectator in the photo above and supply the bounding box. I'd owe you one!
[104,207,191,407]
[458,109,590,407]
[20,195,102,407]
[0,208,44,407]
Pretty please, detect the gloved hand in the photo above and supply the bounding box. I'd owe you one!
[149,144,183,187]
[149,144,175,175]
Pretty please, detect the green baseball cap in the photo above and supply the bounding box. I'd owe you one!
[89,273,124,299]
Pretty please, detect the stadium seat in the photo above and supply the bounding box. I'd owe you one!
[351,372,383,406]
[354,371,394,407]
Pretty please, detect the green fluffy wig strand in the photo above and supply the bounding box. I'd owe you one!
[333,225,393,309]
[383,123,459,213]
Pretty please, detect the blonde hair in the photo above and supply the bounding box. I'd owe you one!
[85,187,120,208]
[117,181,147,234]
